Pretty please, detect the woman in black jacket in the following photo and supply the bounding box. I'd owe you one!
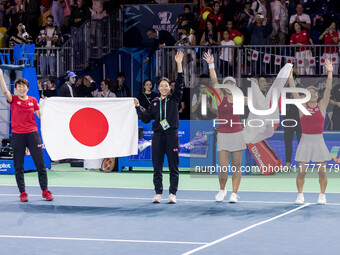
[134,52,183,204]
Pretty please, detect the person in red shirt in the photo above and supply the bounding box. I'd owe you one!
[203,52,247,203]
[208,1,224,30]
[0,70,53,202]
[224,20,244,45]
[288,60,333,205]
[290,21,314,75]
[319,21,339,75]
[198,0,212,38]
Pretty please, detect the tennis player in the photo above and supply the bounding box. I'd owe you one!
[288,60,333,205]
[0,69,53,202]
[134,52,183,204]
[203,52,246,203]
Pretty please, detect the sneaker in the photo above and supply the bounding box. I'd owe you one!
[153,194,162,203]
[42,190,54,201]
[20,192,28,202]
[229,192,239,203]
[295,193,304,205]
[215,190,227,202]
[317,193,326,205]
[169,194,177,204]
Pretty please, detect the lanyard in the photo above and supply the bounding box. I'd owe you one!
[160,96,167,120]
[143,93,151,104]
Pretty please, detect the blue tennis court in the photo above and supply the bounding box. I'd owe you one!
[0,185,339,255]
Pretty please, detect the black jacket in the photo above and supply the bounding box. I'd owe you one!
[113,84,130,97]
[147,30,176,59]
[70,6,91,28]
[58,82,73,97]
[74,81,97,97]
[137,91,159,110]
[136,73,183,134]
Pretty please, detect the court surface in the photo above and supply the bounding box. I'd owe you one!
[0,169,340,255]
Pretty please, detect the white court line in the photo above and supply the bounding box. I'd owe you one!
[1,184,340,193]
[1,193,340,205]
[182,203,311,255]
[0,235,207,245]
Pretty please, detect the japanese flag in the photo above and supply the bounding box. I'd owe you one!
[297,58,304,67]
[252,50,259,61]
[263,53,271,64]
[40,97,138,160]
[285,57,294,64]
[319,56,327,66]
[309,57,316,66]
[331,54,339,64]
[274,55,282,65]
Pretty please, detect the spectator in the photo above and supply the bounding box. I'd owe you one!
[90,0,107,19]
[51,0,64,28]
[6,0,26,27]
[38,79,57,98]
[92,79,116,97]
[143,28,176,64]
[330,83,340,130]
[251,0,267,25]
[74,75,97,97]
[36,15,64,77]
[176,25,196,87]
[70,0,91,29]
[225,20,244,44]
[113,72,130,97]
[208,1,224,30]
[41,0,53,15]
[9,22,34,47]
[137,79,158,110]
[258,76,269,96]
[0,22,7,48]
[319,21,339,75]
[248,14,272,45]
[59,71,77,97]
[200,18,221,76]
[219,30,234,77]
[220,0,235,23]
[235,0,254,45]
[177,4,195,31]
[271,0,288,45]
[289,3,311,31]
[62,0,72,28]
[290,21,314,75]
[26,0,41,40]
[198,0,212,39]
[248,14,272,75]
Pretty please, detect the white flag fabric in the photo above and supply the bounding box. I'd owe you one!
[297,58,304,67]
[285,56,294,64]
[252,50,259,61]
[331,54,339,64]
[40,97,138,160]
[244,63,293,144]
[320,56,326,66]
[309,57,316,66]
[263,53,271,63]
[274,55,282,65]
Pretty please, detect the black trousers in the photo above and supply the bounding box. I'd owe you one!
[284,125,302,163]
[12,131,48,193]
[152,132,179,195]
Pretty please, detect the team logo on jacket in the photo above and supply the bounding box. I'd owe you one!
[17,101,21,105]
[28,102,34,106]
[154,102,157,107]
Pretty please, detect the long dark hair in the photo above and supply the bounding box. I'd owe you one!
[142,79,154,92]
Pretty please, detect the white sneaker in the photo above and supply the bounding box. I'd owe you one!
[295,193,304,205]
[215,190,226,202]
[317,193,326,205]
[169,193,177,204]
[153,194,162,203]
[229,192,239,203]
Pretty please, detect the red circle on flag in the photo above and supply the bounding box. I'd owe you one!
[298,60,303,64]
[310,59,314,64]
[287,59,292,63]
[321,58,325,63]
[253,53,257,58]
[69,108,109,147]
[276,58,280,62]
[332,57,336,62]
[265,56,269,60]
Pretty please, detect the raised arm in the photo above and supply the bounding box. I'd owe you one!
[288,69,300,100]
[172,51,184,103]
[319,59,333,113]
[202,52,223,106]
[0,69,12,102]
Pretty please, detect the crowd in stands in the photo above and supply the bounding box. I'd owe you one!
[0,0,120,48]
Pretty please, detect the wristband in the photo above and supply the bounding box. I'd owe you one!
[209,63,215,69]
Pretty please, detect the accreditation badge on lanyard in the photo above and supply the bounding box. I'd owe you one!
[160,96,170,130]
